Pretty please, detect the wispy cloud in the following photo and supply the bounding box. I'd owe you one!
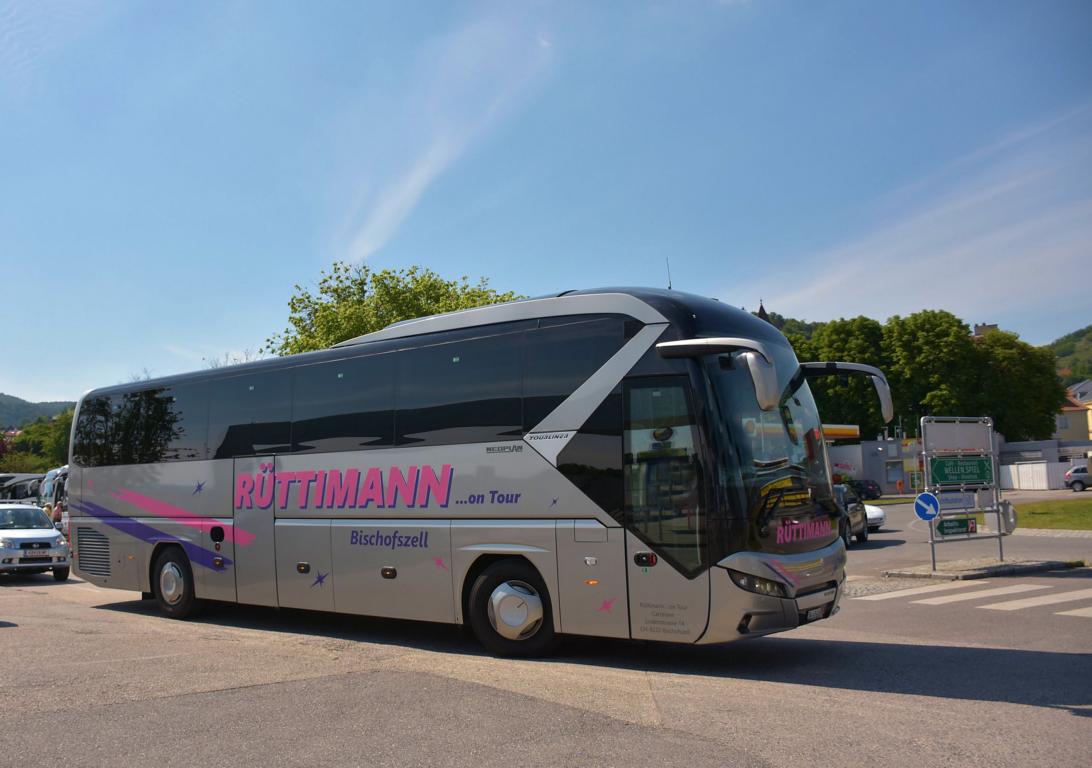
[736,106,1092,338]
[340,12,554,262]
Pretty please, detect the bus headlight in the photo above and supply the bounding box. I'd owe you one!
[0,538,19,550]
[727,569,788,598]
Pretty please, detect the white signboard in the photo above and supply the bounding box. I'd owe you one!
[922,419,993,454]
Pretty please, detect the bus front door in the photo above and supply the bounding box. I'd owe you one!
[623,377,710,642]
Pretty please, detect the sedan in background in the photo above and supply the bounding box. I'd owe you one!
[864,502,886,532]
[1065,466,1088,492]
[846,478,883,500]
[0,503,70,581]
[834,484,868,546]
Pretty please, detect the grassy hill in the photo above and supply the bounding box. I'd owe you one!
[1045,325,1092,385]
[0,393,75,430]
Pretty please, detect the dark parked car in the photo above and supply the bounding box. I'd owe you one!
[846,478,882,500]
[834,483,868,547]
[1065,466,1089,492]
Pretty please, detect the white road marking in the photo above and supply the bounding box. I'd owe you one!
[911,584,1049,605]
[853,581,989,601]
[1054,605,1092,618]
[978,588,1092,611]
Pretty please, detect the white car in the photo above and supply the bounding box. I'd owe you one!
[0,503,70,580]
[864,503,886,532]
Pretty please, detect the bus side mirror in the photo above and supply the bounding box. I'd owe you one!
[798,362,894,423]
[738,351,780,411]
[656,337,780,411]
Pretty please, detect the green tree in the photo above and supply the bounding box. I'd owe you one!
[1,412,66,472]
[1045,324,1092,385]
[974,330,1066,440]
[264,263,523,356]
[801,317,888,438]
[882,311,980,431]
[0,451,50,473]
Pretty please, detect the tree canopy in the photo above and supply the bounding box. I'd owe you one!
[1045,324,1092,385]
[765,309,1067,441]
[0,410,72,472]
[263,263,524,356]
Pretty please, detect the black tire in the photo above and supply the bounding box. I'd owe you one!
[856,524,869,544]
[52,567,70,581]
[842,522,852,549]
[468,558,557,657]
[1073,481,1085,493]
[152,547,204,619]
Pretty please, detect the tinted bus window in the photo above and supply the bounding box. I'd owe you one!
[395,333,522,446]
[557,390,623,521]
[73,395,114,467]
[162,383,208,461]
[292,354,395,453]
[208,371,292,459]
[523,318,625,430]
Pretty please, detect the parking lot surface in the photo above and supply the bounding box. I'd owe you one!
[3,545,1091,768]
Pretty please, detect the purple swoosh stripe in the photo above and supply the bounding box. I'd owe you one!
[70,500,232,571]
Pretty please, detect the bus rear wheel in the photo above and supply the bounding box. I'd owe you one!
[468,559,556,657]
[152,547,204,619]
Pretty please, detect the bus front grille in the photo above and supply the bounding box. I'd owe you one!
[76,528,111,577]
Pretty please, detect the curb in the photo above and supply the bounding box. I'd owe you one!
[881,559,1086,581]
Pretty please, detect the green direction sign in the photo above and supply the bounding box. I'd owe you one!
[936,518,978,536]
[930,456,993,486]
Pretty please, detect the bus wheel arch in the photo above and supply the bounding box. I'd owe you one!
[150,544,204,620]
[465,556,557,657]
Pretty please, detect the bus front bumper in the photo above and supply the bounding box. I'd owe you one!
[699,539,846,644]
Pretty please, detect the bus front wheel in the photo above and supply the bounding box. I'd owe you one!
[152,547,204,619]
[468,559,557,657]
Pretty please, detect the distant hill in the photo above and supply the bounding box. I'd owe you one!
[1045,325,1092,385]
[0,393,75,430]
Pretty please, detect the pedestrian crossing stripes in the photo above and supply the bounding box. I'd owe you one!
[978,587,1092,611]
[911,584,1048,605]
[1056,606,1092,618]
[852,580,1092,618]
[853,581,988,601]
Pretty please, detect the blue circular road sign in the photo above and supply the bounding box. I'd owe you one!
[914,492,941,522]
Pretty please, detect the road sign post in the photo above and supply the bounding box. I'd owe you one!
[921,416,1007,571]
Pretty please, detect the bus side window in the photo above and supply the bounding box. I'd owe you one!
[394,332,522,446]
[623,378,705,574]
[73,395,115,467]
[522,317,625,431]
[291,354,395,453]
[208,371,293,459]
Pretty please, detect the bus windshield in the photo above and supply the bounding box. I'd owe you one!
[706,344,839,554]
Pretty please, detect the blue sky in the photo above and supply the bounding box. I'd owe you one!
[2,0,1090,402]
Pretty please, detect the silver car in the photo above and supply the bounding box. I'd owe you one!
[0,503,71,581]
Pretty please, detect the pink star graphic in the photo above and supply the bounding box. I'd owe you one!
[598,598,616,613]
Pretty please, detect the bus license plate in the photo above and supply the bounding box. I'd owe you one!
[806,607,825,622]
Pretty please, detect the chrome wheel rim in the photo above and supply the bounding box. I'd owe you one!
[487,580,543,641]
[159,562,185,605]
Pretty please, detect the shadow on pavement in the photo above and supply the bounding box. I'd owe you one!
[96,595,1091,716]
[0,574,77,588]
[97,597,478,656]
[0,621,16,628]
[558,635,1091,717]
[850,538,906,550]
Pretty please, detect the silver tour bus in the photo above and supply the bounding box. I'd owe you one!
[68,289,892,656]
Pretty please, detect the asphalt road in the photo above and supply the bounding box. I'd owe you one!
[847,497,1091,578]
[2,520,1090,768]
